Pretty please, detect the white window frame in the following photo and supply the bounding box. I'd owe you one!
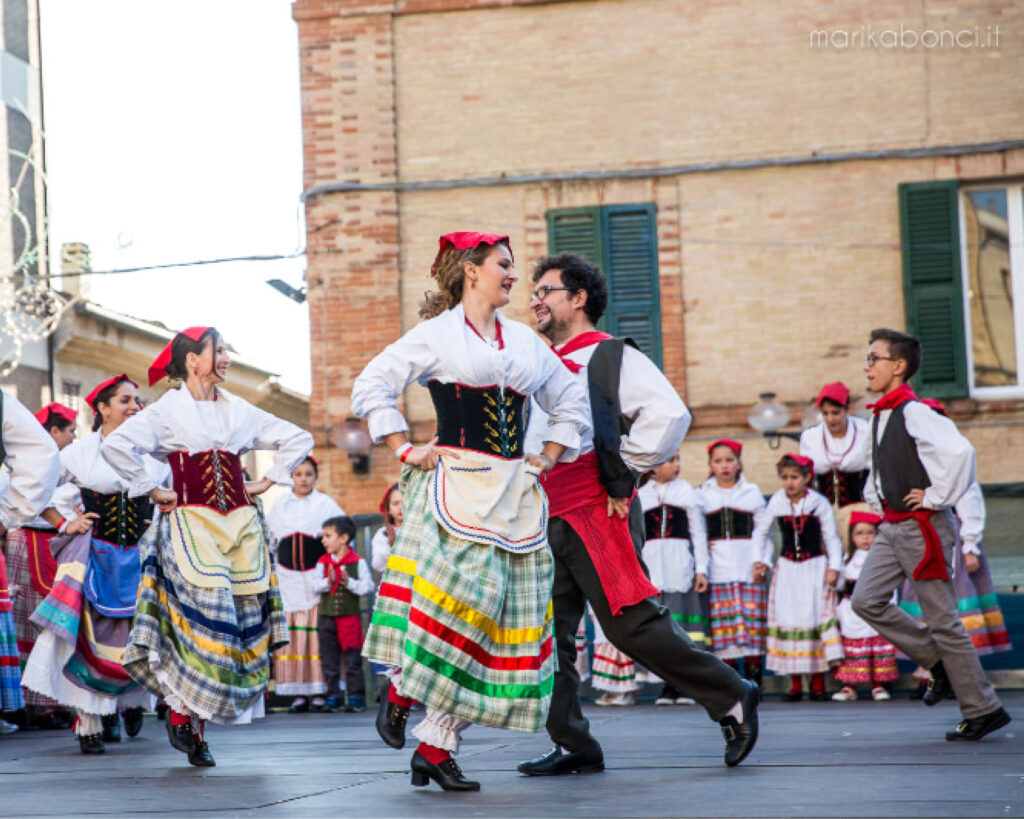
[958,182,1024,399]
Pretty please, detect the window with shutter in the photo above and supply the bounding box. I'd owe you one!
[547,203,663,368]
[898,180,969,397]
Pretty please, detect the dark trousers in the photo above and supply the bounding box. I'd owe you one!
[318,616,366,699]
[547,501,746,753]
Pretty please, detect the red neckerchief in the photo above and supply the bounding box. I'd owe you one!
[552,331,613,373]
[866,383,917,416]
[464,317,504,350]
[320,549,359,594]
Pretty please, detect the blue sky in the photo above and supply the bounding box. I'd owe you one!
[40,0,312,393]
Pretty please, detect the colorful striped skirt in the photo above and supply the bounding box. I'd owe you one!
[122,510,288,724]
[899,544,1011,656]
[273,607,326,696]
[0,550,23,712]
[835,636,898,685]
[364,466,554,734]
[6,528,59,708]
[23,532,148,715]
[766,556,843,674]
[590,616,639,693]
[709,580,767,659]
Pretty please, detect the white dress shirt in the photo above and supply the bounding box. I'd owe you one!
[0,390,60,531]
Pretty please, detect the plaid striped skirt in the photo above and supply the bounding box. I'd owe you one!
[6,528,59,707]
[709,581,767,659]
[766,556,843,674]
[123,510,288,724]
[364,466,555,734]
[835,636,898,684]
[899,544,1011,656]
[273,607,326,696]
[0,550,22,711]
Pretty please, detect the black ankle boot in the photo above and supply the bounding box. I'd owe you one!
[188,741,216,767]
[123,707,145,738]
[410,751,480,791]
[376,685,410,749]
[78,733,105,754]
[101,713,121,743]
[166,717,197,754]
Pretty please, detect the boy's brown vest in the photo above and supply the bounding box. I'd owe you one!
[319,559,361,617]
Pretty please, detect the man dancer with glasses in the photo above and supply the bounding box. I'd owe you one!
[853,328,1009,741]
[517,253,758,777]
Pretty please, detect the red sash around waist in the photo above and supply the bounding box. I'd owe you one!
[542,452,658,616]
[169,449,248,514]
[882,505,947,581]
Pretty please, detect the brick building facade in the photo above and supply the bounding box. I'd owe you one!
[295,0,1024,513]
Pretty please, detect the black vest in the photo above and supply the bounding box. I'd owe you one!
[79,489,152,547]
[587,338,639,499]
[778,515,824,561]
[276,533,325,571]
[704,508,754,541]
[428,381,526,458]
[871,402,930,513]
[644,504,691,541]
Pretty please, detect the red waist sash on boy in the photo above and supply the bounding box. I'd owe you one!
[541,451,658,615]
[881,505,947,582]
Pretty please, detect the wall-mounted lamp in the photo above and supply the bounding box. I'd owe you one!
[747,392,801,450]
[333,417,372,475]
[266,278,307,304]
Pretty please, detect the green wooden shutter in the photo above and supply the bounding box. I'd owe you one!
[898,180,968,397]
[602,204,662,368]
[547,207,603,263]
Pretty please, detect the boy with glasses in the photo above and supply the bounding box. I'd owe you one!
[852,328,1009,741]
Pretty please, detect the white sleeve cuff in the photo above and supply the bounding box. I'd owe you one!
[541,423,581,463]
[264,465,294,487]
[961,542,981,556]
[367,409,409,444]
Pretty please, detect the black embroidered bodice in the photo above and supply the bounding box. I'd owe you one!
[777,515,824,561]
[644,504,691,541]
[79,488,152,547]
[428,381,526,458]
[276,533,325,571]
[815,469,869,507]
[704,508,754,541]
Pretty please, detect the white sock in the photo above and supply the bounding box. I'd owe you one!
[725,700,744,724]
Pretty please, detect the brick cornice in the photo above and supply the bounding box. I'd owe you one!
[294,0,588,20]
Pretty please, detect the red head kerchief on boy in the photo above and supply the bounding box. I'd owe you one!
[85,374,139,413]
[848,509,882,527]
[708,439,742,456]
[33,402,77,426]
[431,232,511,277]
[815,381,850,407]
[148,326,211,386]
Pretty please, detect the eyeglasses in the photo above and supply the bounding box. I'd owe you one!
[864,354,896,366]
[529,285,574,302]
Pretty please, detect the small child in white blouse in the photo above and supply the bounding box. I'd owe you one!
[370,483,403,576]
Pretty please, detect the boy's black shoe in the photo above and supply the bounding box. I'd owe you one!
[946,707,1011,741]
[517,745,605,776]
[923,662,954,706]
[720,680,759,767]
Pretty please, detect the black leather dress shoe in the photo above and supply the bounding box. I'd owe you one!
[166,717,197,754]
[375,685,409,750]
[123,707,144,738]
[79,733,105,754]
[946,707,1011,741]
[720,680,759,767]
[188,741,217,766]
[923,662,954,706]
[101,713,121,743]
[517,745,605,776]
[410,751,480,791]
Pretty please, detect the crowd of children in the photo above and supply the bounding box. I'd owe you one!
[571,380,1010,705]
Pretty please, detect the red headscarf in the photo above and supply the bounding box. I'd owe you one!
[379,482,400,521]
[707,439,742,456]
[148,326,212,386]
[431,232,511,278]
[84,374,138,413]
[849,510,882,527]
[815,381,850,408]
[34,402,77,426]
[778,453,814,472]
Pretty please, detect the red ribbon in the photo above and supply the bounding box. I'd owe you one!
[883,506,947,581]
[551,331,612,373]
[866,383,917,416]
